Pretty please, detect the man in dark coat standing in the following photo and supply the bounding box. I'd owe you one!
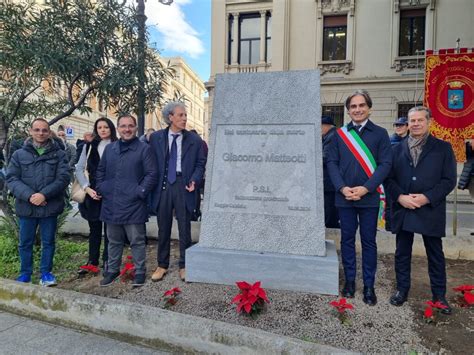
[385,106,456,313]
[7,118,70,286]
[96,114,158,287]
[149,102,206,282]
[327,90,392,305]
[321,115,339,228]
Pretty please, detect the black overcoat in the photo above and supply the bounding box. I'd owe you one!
[385,135,456,237]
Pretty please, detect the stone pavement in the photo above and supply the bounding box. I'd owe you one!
[0,310,168,355]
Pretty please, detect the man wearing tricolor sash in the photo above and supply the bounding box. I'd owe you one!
[385,106,456,314]
[327,90,392,306]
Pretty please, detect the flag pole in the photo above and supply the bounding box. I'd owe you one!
[452,38,461,237]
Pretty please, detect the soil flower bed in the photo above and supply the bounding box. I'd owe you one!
[58,240,473,354]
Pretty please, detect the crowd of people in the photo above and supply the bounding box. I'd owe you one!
[6,102,207,288]
[5,93,464,312]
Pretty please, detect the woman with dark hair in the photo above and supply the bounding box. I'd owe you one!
[75,117,118,275]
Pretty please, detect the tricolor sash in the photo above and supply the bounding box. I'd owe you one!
[336,126,386,229]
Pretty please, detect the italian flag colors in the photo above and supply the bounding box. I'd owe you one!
[337,126,386,229]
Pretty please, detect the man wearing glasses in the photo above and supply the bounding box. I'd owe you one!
[96,114,157,287]
[7,118,70,286]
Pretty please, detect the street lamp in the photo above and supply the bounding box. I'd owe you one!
[136,0,173,137]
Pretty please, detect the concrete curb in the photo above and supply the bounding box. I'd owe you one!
[0,279,352,354]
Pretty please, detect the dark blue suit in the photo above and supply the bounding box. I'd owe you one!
[322,126,339,228]
[149,128,206,268]
[385,135,456,296]
[327,120,392,287]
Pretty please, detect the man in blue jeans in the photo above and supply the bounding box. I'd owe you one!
[7,118,70,286]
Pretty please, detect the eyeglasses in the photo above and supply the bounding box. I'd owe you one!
[32,128,49,133]
[394,124,407,127]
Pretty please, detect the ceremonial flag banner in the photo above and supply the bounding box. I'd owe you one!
[424,49,474,162]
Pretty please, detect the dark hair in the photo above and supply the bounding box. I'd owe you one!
[93,117,118,142]
[30,117,50,128]
[345,90,373,110]
[117,114,137,127]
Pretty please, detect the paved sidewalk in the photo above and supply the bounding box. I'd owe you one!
[0,310,168,355]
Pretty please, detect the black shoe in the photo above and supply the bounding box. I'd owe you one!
[433,295,452,315]
[100,271,120,287]
[363,286,377,306]
[132,274,145,288]
[389,290,408,306]
[341,281,355,298]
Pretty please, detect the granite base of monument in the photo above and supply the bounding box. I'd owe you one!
[186,241,339,295]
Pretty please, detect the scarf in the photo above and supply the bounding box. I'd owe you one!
[407,133,429,167]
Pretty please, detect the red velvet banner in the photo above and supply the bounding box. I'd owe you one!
[424,49,474,162]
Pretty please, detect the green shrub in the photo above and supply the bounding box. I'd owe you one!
[0,230,88,282]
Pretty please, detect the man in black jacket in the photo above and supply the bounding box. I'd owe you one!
[96,114,158,287]
[321,115,339,228]
[7,118,70,286]
[149,102,206,282]
[385,106,456,313]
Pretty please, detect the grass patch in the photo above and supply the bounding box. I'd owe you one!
[0,230,88,283]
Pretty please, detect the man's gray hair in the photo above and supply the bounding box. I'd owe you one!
[408,106,432,120]
[162,102,186,126]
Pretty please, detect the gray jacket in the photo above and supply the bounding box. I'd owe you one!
[6,138,70,218]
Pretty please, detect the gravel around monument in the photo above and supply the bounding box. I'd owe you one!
[58,240,474,354]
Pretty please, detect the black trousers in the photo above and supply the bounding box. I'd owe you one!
[88,220,108,267]
[157,176,192,269]
[395,230,447,297]
[324,191,339,228]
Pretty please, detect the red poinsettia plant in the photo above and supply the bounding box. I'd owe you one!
[453,285,474,307]
[423,300,448,323]
[119,255,135,282]
[162,287,182,308]
[231,281,269,317]
[329,298,354,325]
[79,264,100,274]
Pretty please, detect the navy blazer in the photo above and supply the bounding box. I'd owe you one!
[385,135,456,237]
[96,138,158,225]
[327,120,392,208]
[149,128,206,214]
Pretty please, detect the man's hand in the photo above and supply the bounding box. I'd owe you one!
[409,193,430,207]
[341,186,361,201]
[185,181,196,192]
[351,186,369,199]
[29,193,46,206]
[397,194,421,209]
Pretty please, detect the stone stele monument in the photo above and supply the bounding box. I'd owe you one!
[186,70,338,295]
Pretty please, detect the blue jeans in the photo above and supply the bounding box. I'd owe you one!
[338,207,379,287]
[19,216,58,275]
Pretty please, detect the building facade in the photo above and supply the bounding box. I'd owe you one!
[53,56,206,143]
[206,0,474,130]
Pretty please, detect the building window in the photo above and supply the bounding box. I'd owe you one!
[266,12,271,62]
[322,16,347,61]
[397,102,423,118]
[227,15,234,65]
[239,14,260,65]
[322,105,345,127]
[399,9,425,56]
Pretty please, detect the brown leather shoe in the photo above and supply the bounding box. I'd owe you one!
[151,267,167,282]
[179,268,186,281]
